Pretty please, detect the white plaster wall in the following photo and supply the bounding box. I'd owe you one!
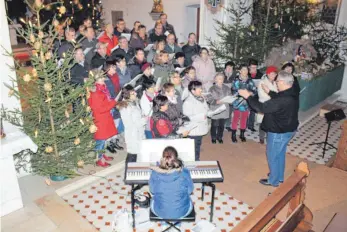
[0,0,24,217]
[0,1,20,111]
[102,0,200,43]
[338,0,347,101]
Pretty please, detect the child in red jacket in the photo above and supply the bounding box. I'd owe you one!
[88,71,118,167]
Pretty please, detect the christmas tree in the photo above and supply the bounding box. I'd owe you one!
[38,0,104,30]
[209,0,320,68]
[2,0,97,178]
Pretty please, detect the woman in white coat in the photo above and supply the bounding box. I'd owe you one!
[119,85,146,157]
[183,81,209,161]
[140,79,158,138]
[257,66,278,144]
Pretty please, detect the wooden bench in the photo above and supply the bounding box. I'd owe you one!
[232,162,314,232]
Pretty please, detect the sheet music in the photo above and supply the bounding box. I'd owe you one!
[111,45,119,53]
[144,44,154,51]
[115,90,122,101]
[96,31,104,39]
[124,73,143,87]
[177,123,198,134]
[175,67,185,74]
[219,95,237,104]
[164,31,170,36]
[134,85,142,91]
[155,77,163,90]
[121,33,131,41]
[83,47,93,55]
[139,138,195,162]
[168,53,175,60]
[98,65,103,70]
[207,104,226,117]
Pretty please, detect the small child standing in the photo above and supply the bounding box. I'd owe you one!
[208,73,231,144]
[162,83,183,130]
[231,64,257,143]
[88,70,118,167]
[140,79,158,139]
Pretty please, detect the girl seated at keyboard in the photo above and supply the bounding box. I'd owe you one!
[149,146,194,220]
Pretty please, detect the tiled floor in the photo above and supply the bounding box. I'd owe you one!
[62,172,253,232]
[243,101,347,164]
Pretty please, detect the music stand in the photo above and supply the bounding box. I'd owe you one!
[309,108,346,158]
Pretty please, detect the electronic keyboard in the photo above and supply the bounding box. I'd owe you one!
[124,161,224,185]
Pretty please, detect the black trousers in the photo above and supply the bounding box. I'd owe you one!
[247,110,255,129]
[211,119,226,140]
[188,136,203,161]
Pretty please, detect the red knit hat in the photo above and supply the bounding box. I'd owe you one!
[141,62,152,72]
[266,66,278,75]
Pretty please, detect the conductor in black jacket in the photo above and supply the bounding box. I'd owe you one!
[238,71,299,187]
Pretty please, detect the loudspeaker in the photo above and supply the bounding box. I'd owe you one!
[325,109,346,122]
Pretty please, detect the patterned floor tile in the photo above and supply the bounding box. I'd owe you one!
[244,101,347,164]
[63,172,252,232]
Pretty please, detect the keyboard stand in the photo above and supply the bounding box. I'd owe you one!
[131,184,145,229]
[201,182,216,222]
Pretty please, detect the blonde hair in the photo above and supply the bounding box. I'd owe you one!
[159,146,183,170]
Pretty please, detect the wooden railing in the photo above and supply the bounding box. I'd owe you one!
[232,162,313,232]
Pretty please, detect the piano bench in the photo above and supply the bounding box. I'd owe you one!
[149,206,196,231]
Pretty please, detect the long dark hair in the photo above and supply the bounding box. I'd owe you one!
[281,62,295,74]
[152,95,168,112]
[159,146,183,170]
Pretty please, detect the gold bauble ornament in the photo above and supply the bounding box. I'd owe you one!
[38,31,44,39]
[44,83,52,92]
[34,129,38,138]
[32,68,38,77]
[45,52,52,60]
[81,98,86,106]
[45,178,52,186]
[59,6,67,14]
[32,50,38,57]
[53,20,59,27]
[65,110,70,118]
[8,89,14,97]
[77,160,84,167]
[89,124,97,133]
[86,106,91,112]
[74,137,81,145]
[45,146,53,153]
[80,118,85,125]
[34,41,41,50]
[29,34,35,43]
[250,25,255,32]
[23,74,31,82]
[86,91,91,99]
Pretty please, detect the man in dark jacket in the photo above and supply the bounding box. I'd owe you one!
[113,18,131,38]
[58,27,76,59]
[182,33,201,66]
[128,48,146,79]
[149,21,167,43]
[91,42,108,69]
[159,13,176,36]
[110,36,134,63]
[70,48,89,85]
[247,58,263,132]
[164,34,182,54]
[239,71,299,187]
[81,27,97,68]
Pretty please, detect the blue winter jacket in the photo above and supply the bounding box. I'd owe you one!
[149,167,194,219]
[231,76,257,111]
[116,67,132,88]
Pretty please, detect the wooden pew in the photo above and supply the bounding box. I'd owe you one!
[232,162,314,232]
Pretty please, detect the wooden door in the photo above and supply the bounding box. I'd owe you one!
[196,7,200,43]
